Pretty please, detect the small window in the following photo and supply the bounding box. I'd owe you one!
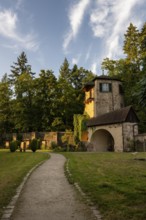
[100,83,112,92]
[119,84,124,94]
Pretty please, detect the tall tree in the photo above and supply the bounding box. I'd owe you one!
[34,69,58,131]
[59,58,70,81]
[58,60,95,130]
[123,23,140,64]
[10,51,34,81]
[0,74,13,133]
[101,22,146,132]
[12,72,34,132]
[139,22,146,74]
[9,52,35,132]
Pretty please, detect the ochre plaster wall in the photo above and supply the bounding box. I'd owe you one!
[84,88,94,118]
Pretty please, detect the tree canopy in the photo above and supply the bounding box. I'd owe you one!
[102,22,146,132]
[0,53,95,133]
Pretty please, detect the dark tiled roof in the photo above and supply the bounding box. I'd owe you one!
[93,75,122,82]
[87,106,139,127]
[83,75,122,91]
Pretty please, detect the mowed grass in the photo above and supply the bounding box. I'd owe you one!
[0,150,49,218]
[63,152,146,220]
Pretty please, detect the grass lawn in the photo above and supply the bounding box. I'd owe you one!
[62,152,146,220]
[0,150,49,218]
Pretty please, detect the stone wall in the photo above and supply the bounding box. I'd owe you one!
[88,122,140,152]
[122,123,139,151]
[1,132,74,149]
[134,133,146,152]
[94,79,124,117]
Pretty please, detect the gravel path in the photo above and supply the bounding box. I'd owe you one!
[10,153,96,220]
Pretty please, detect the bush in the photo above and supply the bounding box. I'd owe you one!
[30,139,38,152]
[9,141,18,152]
[50,141,58,150]
[37,139,41,149]
[77,141,87,152]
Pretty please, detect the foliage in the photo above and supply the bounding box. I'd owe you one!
[77,141,87,152]
[51,117,65,131]
[9,140,18,152]
[0,74,13,133]
[102,22,146,132]
[73,114,89,143]
[0,53,95,133]
[30,139,38,152]
[50,141,58,150]
[34,69,58,131]
[136,75,146,107]
[57,59,95,130]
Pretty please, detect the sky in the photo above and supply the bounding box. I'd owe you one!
[0,0,146,79]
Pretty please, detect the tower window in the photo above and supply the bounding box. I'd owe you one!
[100,83,112,92]
[119,84,124,94]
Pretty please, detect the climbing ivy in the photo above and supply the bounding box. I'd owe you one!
[73,114,89,144]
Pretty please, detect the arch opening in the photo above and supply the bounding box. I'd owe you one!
[91,129,114,152]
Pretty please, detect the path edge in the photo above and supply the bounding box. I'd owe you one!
[65,158,102,220]
[1,155,49,220]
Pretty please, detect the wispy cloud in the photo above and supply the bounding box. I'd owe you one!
[91,62,97,74]
[90,0,144,59]
[85,44,92,61]
[63,0,90,51]
[0,9,39,51]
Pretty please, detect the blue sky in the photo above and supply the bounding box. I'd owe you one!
[0,0,146,79]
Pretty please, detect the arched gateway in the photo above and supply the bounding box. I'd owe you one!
[91,129,114,151]
[87,106,139,152]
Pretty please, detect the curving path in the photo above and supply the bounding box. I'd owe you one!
[10,153,96,220]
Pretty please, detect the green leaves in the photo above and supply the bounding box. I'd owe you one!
[101,22,146,132]
[0,55,95,133]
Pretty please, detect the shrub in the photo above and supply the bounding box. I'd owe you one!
[30,139,38,152]
[9,141,18,152]
[53,146,64,152]
[37,139,41,149]
[50,141,58,150]
[77,141,87,152]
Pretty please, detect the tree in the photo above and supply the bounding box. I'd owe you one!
[12,72,35,132]
[70,65,95,89]
[34,69,58,131]
[9,52,35,132]
[10,51,34,81]
[123,23,140,64]
[0,74,13,133]
[57,59,95,130]
[59,58,70,81]
[139,22,146,74]
[101,22,146,132]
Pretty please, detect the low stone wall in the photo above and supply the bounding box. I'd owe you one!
[1,132,74,149]
[134,133,146,152]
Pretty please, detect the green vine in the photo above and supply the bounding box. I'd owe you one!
[73,114,89,144]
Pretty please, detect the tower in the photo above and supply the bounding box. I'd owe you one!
[84,75,124,118]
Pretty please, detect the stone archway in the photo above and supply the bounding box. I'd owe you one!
[91,129,114,152]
